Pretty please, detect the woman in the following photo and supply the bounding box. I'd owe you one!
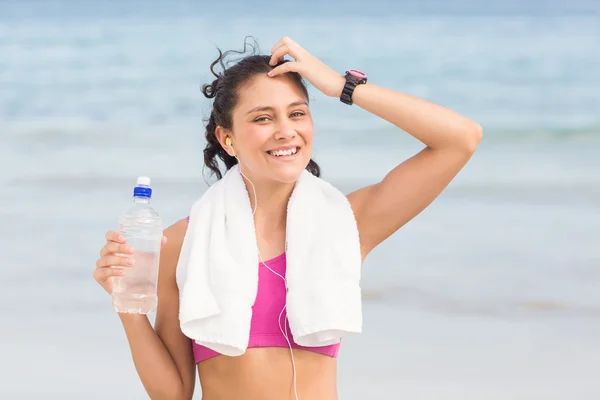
[94,36,482,400]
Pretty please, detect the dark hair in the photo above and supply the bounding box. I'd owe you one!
[201,37,321,181]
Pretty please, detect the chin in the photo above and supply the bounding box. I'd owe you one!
[269,164,307,183]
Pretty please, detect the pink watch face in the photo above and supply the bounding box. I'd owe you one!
[347,69,366,79]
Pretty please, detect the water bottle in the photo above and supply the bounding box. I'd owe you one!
[111,176,163,314]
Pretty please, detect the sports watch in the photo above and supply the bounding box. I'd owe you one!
[340,69,367,105]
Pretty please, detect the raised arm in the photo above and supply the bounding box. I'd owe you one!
[345,83,482,258]
[266,36,482,260]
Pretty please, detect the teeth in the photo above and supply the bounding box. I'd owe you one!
[269,147,297,157]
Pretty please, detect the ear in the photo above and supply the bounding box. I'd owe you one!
[215,126,235,157]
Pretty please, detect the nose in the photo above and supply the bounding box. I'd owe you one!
[274,118,296,140]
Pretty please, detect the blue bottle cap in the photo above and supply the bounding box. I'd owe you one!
[133,176,152,198]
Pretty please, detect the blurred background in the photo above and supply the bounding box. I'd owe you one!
[1,0,599,399]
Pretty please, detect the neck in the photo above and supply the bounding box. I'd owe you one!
[243,175,295,235]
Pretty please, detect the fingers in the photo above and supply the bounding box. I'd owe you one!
[93,266,125,282]
[105,230,126,244]
[270,36,294,54]
[270,44,290,66]
[94,230,144,287]
[269,37,303,66]
[96,254,135,269]
[95,231,166,287]
[101,231,167,254]
[97,229,135,282]
[94,253,133,283]
[100,240,134,257]
[268,61,299,78]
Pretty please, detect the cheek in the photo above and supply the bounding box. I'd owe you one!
[239,126,269,151]
[297,120,314,143]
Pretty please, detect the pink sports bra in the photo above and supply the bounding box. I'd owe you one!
[185,218,341,364]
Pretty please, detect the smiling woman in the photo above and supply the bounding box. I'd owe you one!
[201,44,321,184]
[233,95,310,172]
[251,101,305,160]
[93,35,482,400]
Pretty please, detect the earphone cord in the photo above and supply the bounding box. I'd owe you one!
[235,156,300,400]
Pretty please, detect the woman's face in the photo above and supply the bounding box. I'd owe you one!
[220,73,314,184]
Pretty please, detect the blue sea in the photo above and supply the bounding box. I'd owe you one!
[1,1,599,399]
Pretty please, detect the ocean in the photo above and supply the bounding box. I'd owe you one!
[1,1,599,399]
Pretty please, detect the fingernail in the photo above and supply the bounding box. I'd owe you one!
[126,258,135,266]
[267,71,273,77]
[126,245,134,253]
[118,235,125,242]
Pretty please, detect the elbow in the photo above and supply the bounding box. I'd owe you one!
[463,122,483,154]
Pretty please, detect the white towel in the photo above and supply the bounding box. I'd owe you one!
[176,164,362,356]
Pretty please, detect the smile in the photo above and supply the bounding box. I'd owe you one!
[267,146,300,158]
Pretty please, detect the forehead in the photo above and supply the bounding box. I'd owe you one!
[236,74,307,110]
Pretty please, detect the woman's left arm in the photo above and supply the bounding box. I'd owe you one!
[268,36,483,259]
[345,82,482,258]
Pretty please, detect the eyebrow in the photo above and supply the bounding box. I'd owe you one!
[245,100,308,115]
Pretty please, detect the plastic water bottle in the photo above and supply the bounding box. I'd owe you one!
[111,176,163,314]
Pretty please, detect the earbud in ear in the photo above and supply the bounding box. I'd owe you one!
[225,136,236,157]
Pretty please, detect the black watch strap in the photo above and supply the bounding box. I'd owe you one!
[340,82,357,105]
[340,70,367,105]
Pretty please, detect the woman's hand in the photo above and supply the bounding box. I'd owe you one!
[93,230,167,294]
[268,36,346,98]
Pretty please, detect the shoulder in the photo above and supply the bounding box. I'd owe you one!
[165,217,189,242]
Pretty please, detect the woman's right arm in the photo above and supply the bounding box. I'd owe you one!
[95,219,196,400]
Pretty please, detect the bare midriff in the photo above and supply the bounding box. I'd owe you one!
[197,347,338,400]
